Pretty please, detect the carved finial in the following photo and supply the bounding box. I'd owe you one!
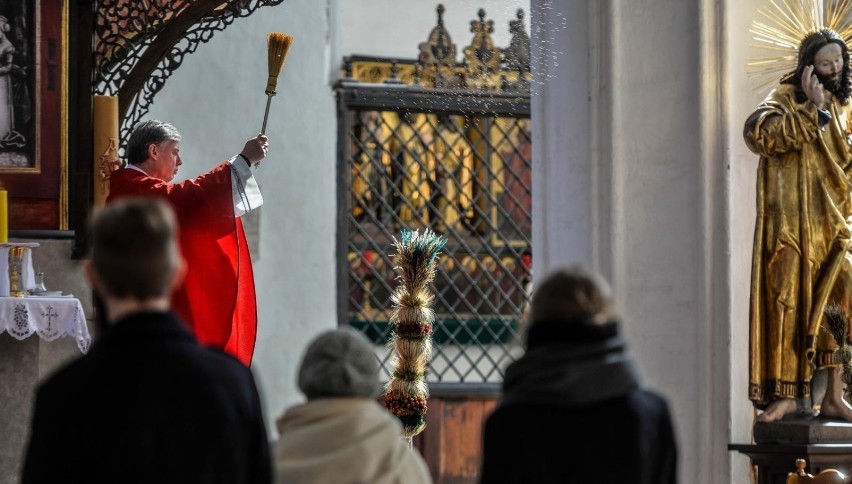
[505,7,531,79]
[470,8,493,35]
[795,458,807,476]
[462,6,501,87]
[418,4,457,70]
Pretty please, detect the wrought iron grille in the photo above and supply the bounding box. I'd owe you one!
[337,84,531,385]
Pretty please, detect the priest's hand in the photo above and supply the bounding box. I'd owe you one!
[240,134,269,165]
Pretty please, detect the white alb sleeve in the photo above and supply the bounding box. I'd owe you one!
[229,155,264,217]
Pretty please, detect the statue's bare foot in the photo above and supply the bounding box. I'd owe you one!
[817,367,852,422]
[819,395,852,422]
[756,398,796,422]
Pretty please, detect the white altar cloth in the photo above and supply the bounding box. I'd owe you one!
[0,296,91,353]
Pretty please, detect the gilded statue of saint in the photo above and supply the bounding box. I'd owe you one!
[429,114,474,233]
[351,111,390,223]
[744,28,852,422]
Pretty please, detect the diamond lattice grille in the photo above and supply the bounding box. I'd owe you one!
[340,92,531,385]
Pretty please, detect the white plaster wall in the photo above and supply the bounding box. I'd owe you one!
[604,0,758,479]
[341,0,530,60]
[533,0,755,482]
[145,0,340,435]
[531,0,596,272]
[609,2,705,481]
[727,0,766,479]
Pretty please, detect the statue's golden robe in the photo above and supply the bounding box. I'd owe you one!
[430,124,474,232]
[745,83,852,407]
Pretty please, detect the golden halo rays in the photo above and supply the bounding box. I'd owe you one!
[747,0,852,94]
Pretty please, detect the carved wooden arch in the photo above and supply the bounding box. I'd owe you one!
[95,0,286,142]
[112,1,244,123]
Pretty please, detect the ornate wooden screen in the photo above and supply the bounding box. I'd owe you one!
[336,5,531,388]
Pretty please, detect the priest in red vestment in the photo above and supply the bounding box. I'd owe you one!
[106,120,268,365]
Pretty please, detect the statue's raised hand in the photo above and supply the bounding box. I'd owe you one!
[802,65,826,109]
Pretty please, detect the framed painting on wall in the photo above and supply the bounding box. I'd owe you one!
[0,0,67,230]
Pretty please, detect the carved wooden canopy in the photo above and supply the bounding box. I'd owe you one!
[343,4,531,92]
[94,0,285,139]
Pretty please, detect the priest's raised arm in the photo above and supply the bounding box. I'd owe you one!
[106,120,270,365]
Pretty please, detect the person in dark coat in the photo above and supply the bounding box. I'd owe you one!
[21,198,271,484]
[480,266,678,484]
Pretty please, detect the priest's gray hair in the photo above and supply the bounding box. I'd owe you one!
[127,120,182,165]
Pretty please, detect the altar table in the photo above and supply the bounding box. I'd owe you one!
[0,295,90,353]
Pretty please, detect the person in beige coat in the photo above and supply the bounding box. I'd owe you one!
[273,328,432,484]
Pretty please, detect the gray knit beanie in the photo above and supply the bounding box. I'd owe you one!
[297,328,380,399]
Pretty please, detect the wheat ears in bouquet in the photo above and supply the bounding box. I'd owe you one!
[383,229,447,438]
[823,305,852,403]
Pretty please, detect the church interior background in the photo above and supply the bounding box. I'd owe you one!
[0,0,791,482]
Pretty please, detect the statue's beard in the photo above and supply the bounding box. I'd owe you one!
[816,70,845,98]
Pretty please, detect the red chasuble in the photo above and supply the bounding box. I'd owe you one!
[106,163,257,365]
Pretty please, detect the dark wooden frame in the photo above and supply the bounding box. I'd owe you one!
[1,0,68,231]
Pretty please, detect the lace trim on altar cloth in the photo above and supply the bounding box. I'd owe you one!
[0,298,91,353]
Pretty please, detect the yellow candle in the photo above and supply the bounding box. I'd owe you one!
[0,184,7,244]
[93,95,119,208]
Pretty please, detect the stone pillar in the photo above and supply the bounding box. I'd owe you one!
[530,0,752,482]
[531,0,599,276]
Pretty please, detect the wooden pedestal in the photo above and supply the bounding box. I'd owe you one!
[729,443,852,483]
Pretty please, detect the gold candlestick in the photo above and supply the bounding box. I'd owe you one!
[8,246,25,297]
[93,95,120,208]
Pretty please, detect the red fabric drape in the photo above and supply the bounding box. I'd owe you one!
[106,163,257,365]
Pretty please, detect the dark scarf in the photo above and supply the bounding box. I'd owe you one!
[501,317,642,406]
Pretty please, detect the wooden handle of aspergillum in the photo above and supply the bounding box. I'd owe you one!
[261,93,274,135]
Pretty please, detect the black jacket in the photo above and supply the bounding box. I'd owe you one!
[22,310,271,484]
[480,319,678,484]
